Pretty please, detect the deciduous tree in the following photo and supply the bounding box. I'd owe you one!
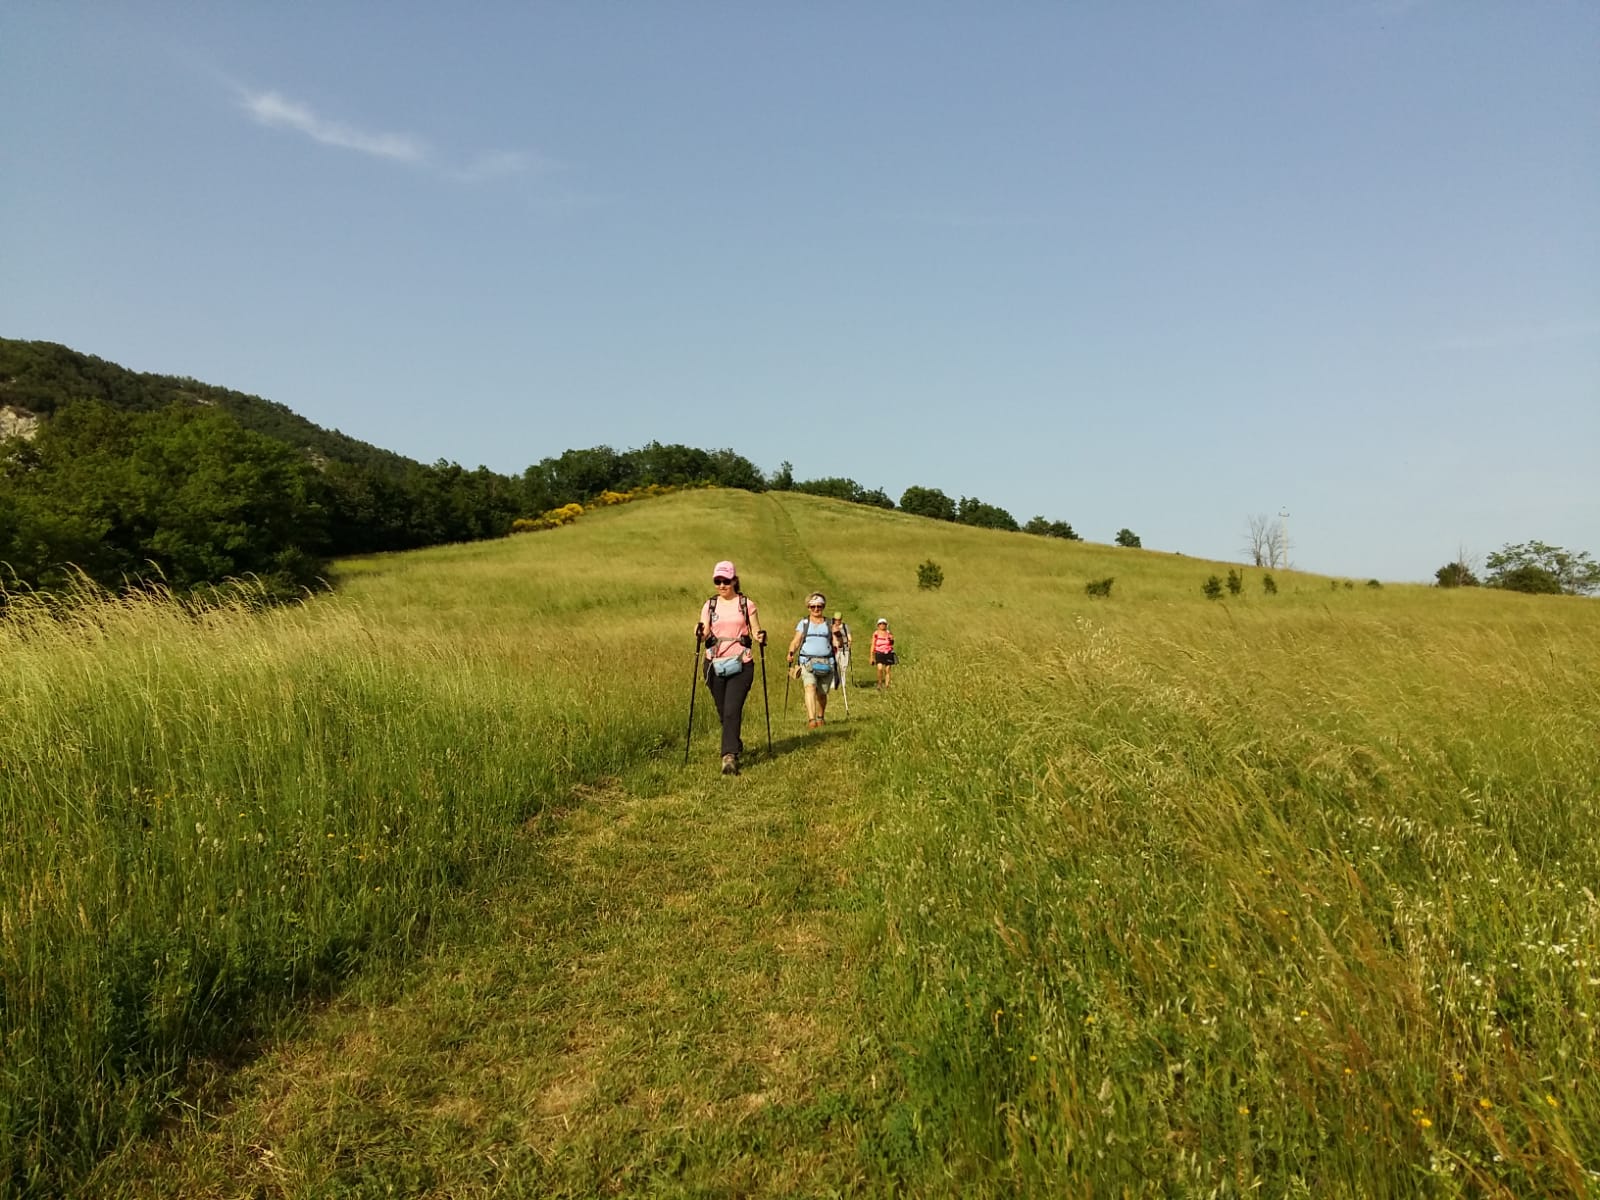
[957,496,1018,531]
[1485,541,1599,595]
[1025,517,1081,540]
[1243,514,1287,567]
[899,486,957,522]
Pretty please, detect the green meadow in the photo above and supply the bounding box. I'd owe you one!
[3,489,1597,1197]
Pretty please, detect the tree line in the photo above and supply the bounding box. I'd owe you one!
[1434,542,1600,596]
[785,470,1082,539]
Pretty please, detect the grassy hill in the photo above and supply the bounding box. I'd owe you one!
[0,337,419,477]
[4,489,1597,1196]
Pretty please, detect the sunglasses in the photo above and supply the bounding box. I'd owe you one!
[713,577,733,585]
[808,603,825,609]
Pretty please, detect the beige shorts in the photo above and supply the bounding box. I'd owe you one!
[798,661,833,690]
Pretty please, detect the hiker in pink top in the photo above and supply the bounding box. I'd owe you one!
[870,617,896,689]
[695,560,766,775]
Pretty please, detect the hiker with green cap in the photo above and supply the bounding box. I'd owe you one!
[829,611,852,692]
[787,592,841,729]
[695,560,767,775]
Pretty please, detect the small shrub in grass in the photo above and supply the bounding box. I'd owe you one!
[1226,568,1243,596]
[1262,573,1278,595]
[1202,575,1223,600]
[1367,579,1382,589]
[917,560,945,590]
[1084,577,1114,598]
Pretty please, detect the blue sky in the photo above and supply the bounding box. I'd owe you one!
[4,2,1596,582]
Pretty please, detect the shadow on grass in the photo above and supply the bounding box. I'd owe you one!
[749,723,858,765]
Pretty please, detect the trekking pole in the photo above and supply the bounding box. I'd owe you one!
[841,647,850,718]
[759,640,773,756]
[783,656,791,723]
[684,626,703,765]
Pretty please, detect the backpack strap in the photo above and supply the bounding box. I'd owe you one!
[798,615,836,661]
[706,594,752,647]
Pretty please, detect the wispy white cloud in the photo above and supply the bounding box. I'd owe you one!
[240,89,431,165]
[453,149,540,183]
[237,86,544,184]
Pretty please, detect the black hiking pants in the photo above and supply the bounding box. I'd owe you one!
[704,660,754,758]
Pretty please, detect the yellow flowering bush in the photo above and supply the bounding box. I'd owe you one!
[510,483,698,533]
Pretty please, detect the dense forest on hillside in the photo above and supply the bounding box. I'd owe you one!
[1,339,1092,602]
[0,338,416,478]
[0,340,796,597]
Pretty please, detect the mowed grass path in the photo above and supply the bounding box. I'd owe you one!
[99,732,893,1198]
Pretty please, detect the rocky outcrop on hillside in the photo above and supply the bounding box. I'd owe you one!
[0,405,41,442]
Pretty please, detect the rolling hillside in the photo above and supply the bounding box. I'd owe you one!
[0,337,419,477]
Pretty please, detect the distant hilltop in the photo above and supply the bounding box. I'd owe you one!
[0,337,419,479]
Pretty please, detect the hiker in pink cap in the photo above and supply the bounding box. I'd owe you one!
[693,560,767,775]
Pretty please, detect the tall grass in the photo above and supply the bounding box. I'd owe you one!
[754,495,1599,1193]
[0,489,843,1192]
[6,488,1597,1196]
[854,610,1599,1194]
[0,580,679,1191]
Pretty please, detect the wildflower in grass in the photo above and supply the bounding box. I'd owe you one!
[1419,1117,1433,1129]
[1238,1105,1250,1115]
[1546,1095,1560,1107]
[1479,1098,1493,1109]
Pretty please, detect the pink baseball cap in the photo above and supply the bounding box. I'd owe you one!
[713,560,737,580]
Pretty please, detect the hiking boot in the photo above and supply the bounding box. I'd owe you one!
[721,754,737,775]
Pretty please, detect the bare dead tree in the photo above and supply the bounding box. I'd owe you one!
[1244,514,1288,568]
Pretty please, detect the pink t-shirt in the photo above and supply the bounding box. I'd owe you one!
[699,594,759,664]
